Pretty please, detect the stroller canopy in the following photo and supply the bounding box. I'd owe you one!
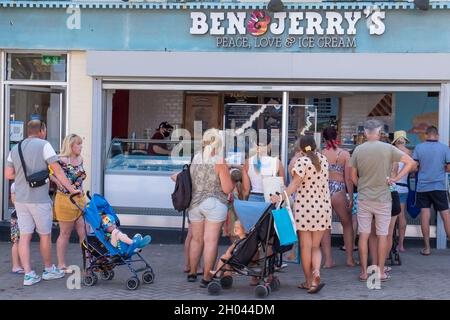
[233,200,272,232]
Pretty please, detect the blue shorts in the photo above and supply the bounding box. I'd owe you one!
[248,193,265,203]
[398,192,408,204]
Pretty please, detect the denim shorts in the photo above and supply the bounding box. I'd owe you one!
[398,192,408,204]
[188,197,228,222]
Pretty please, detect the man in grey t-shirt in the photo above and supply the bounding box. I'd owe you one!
[349,119,415,285]
[5,120,79,286]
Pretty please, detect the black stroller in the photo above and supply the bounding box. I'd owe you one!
[69,192,155,290]
[207,200,292,298]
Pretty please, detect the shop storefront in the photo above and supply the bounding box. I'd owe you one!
[1,1,449,247]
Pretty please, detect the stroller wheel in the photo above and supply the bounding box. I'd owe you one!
[220,275,233,289]
[83,273,98,287]
[142,271,155,284]
[100,270,115,281]
[207,281,221,296]
[126,277,140,290]
[255,284,269,298]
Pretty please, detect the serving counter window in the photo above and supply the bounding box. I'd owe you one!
[104,138,190,213]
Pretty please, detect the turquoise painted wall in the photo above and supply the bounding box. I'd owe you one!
[0,8,449,52]
[395,92,439,146]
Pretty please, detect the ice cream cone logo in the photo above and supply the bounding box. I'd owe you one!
[247,10,271,36]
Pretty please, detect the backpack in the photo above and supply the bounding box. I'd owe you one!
[171,164,192,211]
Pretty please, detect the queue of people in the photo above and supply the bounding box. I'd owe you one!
[5,119,449,292]
[181,120,449,293]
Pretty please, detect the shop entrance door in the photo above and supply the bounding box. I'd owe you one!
[2,85,66,219]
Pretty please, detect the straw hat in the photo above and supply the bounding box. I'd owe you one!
[392,130,409,144]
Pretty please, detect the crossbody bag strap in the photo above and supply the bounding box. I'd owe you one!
[17,140,29,181]
[414,171,418,192]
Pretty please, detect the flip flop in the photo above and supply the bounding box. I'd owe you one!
[359,275,368,282]
[183,269,204,275]
[420,249,430,256]
[11,268,25,274]
[380,273,391,282]
[298,282,310,290]
[307,283,325,294]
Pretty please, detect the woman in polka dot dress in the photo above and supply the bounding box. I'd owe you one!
[271,135,331,294]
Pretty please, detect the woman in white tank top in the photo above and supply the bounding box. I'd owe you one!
[242,142,284,202]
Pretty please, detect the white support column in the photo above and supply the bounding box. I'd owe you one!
[437,82,450,249]
[281,91,289,181]
[91,78,103,194]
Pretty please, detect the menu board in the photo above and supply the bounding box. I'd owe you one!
[224,104,257,130]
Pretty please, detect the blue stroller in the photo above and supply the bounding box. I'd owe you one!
[207,200,292,298]
[69,192,155,290]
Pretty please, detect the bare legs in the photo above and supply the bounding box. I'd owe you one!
[421,209,450,255]
[189,221,204,277]
[56,218,86,269]
[300,230,325,288]
[202,221,223,282]
[420,208,431,255]
[321,191,355,267]
[188,220,224,282]
[184,225,193,272]
[11,242,22,272]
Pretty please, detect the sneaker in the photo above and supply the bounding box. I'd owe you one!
[42,265,65,280]
[23,271,42,286]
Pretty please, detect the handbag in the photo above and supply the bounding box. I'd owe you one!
[271,191,298,246]
[18,140,50,188]
[406,172,421,219]
[262,157,284,202]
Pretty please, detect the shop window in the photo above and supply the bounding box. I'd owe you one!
[7,53,67,81]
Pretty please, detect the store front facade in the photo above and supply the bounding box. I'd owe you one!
[1,1,449,247]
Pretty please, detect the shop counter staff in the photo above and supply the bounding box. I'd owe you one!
[147,122,173,156]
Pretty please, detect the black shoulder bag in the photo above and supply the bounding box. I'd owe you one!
[18,140,50,188]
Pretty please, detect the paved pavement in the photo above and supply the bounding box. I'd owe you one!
[0,241,449,300]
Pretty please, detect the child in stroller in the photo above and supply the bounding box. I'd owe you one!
[207,201,291,298]
[211,220,246,278]
[70,192,155,290]
[101,213,151,255]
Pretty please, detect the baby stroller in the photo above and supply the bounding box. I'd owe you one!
[69,192,155,290]
[207,200,292,298]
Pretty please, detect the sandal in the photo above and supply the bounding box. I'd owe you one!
[380,273,391,282]
[187,274,197,282]
[11,267,25,274]
[307,270,325,294]
[199,278,211,288]
[298,282,310,290]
